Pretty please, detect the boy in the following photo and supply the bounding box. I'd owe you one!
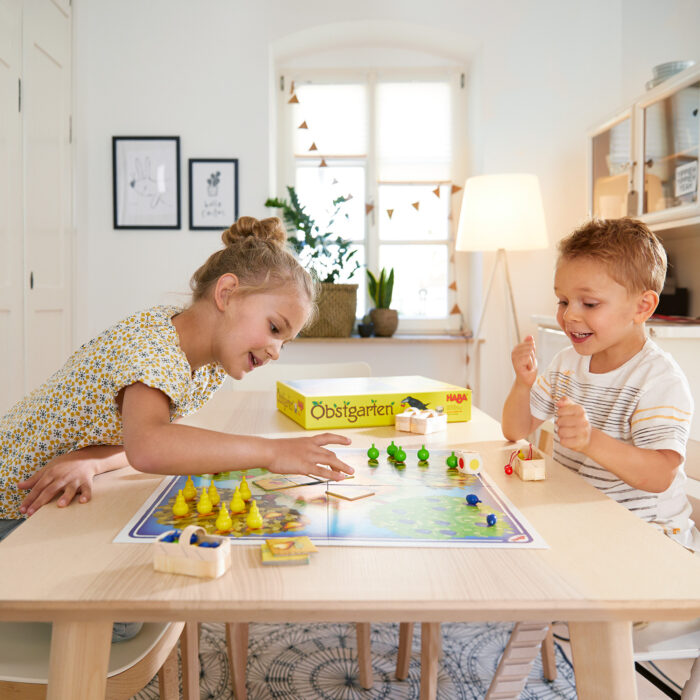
[502,217,697,551]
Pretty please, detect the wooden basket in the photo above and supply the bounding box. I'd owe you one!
[300,283,358,338]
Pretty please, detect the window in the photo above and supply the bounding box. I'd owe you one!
[276,70,465,332]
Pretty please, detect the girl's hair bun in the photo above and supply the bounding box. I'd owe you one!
[222,216,287,246]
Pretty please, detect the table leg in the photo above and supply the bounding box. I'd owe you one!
[181,621,200,700]
[568,621,638,700]
[356,622,373,689]
[47,620,112,700]
[396,622,414,680]
[419,622,440,700]
[226,622,249,700]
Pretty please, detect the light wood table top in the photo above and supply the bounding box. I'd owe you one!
[1,390,699,699]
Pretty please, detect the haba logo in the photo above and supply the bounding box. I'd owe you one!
[447,392,469,404]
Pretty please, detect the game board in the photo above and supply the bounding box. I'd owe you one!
[114,448,547,548]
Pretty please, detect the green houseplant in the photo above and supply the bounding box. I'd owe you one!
[366,267,398,337]
[265,186,360,337]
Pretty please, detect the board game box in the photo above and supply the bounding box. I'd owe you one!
[276,375,471,430]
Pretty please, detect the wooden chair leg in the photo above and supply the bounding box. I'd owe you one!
[226,622,249,700]
[180,621,200,700]
[355,622,373,689]
[541,626,557,681]
[396,622,414,680]
[157,640,180,700]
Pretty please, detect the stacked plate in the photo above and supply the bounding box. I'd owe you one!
[646,60,695,90]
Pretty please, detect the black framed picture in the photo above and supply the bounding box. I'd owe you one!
[189,158,239,230]
[112,136,181,229]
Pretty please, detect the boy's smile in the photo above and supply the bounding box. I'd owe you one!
[554,258,655,374]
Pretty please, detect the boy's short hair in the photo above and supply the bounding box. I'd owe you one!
[557,217,667,295]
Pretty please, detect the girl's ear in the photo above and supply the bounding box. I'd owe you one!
[634,289,659,324]
[213,273,240,311]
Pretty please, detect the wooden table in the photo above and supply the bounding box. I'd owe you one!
[1,390,699,699]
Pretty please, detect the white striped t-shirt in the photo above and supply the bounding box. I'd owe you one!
[530,339,696,547]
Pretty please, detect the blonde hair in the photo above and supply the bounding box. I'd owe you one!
[557,217,667,294]
[190,216,317,316]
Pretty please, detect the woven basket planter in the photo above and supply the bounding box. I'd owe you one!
[300,283,358,338]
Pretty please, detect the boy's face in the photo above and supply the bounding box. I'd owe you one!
[554,257,654,373]
[213,283,311,380]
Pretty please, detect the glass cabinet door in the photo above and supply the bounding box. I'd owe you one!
[591,116,632,218]
[642,79,700,214]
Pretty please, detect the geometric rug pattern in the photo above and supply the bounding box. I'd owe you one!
[134,621,578,699]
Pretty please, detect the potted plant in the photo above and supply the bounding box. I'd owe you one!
[366,267,398,337]
[265,186,360,337]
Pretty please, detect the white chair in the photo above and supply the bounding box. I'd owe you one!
[222,360,372,391]
[0,620,199,699]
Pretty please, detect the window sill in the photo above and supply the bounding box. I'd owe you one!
[291,333,472,344]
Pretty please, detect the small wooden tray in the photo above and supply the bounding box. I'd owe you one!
[153,525,231,579]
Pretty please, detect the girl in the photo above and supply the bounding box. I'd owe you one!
[1,215,354,526]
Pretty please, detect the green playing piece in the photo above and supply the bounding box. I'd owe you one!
[387,440,397,460]
[417,445,430,462]
[394,447,407,463]
[446,451,458,469]
[367,444,379,460]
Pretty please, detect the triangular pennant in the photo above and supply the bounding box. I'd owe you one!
[290,80,295,94]
[450,303,462,315]
[387,209,394,219]
[450,184,463,194]
[365,204,375,215]
[309,142,318,151]
[432,186,441,198]
[448,281,457,291]
[298,121,308,129]
[412,201,420,211]
[332,178,338,184]
[345,193,354,201]
[319,159,327,167]
[288,94,299,104]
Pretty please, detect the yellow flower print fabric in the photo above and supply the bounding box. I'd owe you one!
[0,306,226,518]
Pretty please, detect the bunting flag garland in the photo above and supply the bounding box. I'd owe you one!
[411,201,420,211]
[450,184,462,194]
[345,193,354,201]
[448,281,457,291]
[290,80,295,94]
[432,186,441,198]
[319,159,328,167]
[365,204,375,215]
[309,142,318,151]
[298,121,308,129]
[288,94,299,104]
[450,303,462,315]
[387,209,394,219]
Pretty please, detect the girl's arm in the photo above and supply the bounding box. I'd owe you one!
[120,382,355,479]
[19,445,130,516]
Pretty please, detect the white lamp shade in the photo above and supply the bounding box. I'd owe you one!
[456,173,548,252]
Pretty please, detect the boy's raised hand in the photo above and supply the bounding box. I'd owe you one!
[556,396,592,452]
[511,335,538,388]
[267,433,355,481]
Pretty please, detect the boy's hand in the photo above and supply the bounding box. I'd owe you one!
[18,453,98,516]
[556,397,592,452]
[267,433,354,481]
[511,335,538,388]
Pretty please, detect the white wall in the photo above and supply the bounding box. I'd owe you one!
[73,1,697,420]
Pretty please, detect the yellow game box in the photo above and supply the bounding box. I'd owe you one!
[276,375,471,430]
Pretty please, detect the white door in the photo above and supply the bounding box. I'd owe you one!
[0,0,24,415]
[22,0,72,393]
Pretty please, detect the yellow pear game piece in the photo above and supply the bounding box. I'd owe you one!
[239,475,252,502]
[172,490,189,518]
[196,487,213,516]
[230,486,246,514]
[208,480,220,506]
[183,476,197,502]
[246,499,263,530]
[215,502,233,533]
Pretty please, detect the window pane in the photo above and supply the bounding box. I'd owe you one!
[295,164,365,242]
[293,84,367,156]
[377,82,451,181]
[378,184,450,241]
[379,244,447,318]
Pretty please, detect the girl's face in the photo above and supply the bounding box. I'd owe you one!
[213,284,311,380]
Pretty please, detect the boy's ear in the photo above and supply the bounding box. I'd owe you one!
[634,289,659,323]
[213,273,240,311]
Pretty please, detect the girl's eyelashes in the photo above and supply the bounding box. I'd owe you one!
[270,322,279,334]
[556,300,568,306]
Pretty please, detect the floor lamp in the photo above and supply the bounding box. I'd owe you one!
[456,173,548,346]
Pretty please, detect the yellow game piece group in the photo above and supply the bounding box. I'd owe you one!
[208,480,220,506]
[215,502,233,532]
[240,475,252,502]
[183,476,197,501]
[197,487,213,516]
[230,486,246,514]
[172,489,189,518]
[246,499,263,529]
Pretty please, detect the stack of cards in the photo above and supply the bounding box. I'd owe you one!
[260,536,318,566]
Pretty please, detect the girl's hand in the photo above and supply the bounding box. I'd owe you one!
[18,453,98,516]
[267,433,354,481]
[556,397,592,452]
[511,336,538,388]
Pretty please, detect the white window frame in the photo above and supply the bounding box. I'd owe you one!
[275,67,467,333]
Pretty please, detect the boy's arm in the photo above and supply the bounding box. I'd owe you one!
[556,397,681,492]
[120,381,354,480]
[19,445,130,516]
[502,336,544,441]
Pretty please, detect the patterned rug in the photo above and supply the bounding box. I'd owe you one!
[134,621,578,699]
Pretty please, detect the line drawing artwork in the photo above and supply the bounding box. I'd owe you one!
[129,156,167,209]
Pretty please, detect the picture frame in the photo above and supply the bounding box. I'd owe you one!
[188,158,239,230]
[112,136,181,229]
